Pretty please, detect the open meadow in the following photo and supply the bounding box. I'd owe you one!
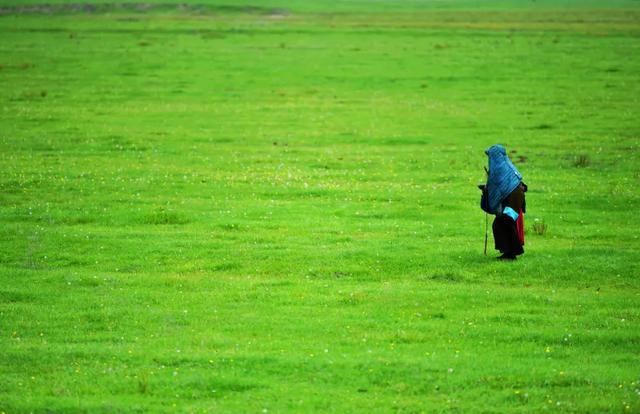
[1,0,639,412]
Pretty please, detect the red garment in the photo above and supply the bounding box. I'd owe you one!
[516,209,525,245]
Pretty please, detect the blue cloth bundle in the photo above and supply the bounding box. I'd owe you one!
[484,144,522,214]
[502,206,519,221]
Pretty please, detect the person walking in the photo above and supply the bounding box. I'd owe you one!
[479,144,527,260]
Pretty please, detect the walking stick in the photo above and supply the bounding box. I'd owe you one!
[484,212,488,256]
[482,166,489,256]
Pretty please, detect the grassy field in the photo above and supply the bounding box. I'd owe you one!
[1,0,639,412]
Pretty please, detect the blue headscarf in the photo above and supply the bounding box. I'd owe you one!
[485,144,522,214]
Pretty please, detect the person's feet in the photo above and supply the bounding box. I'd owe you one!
[497,254,517,260]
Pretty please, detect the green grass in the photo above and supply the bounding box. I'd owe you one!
[1,1,639,412]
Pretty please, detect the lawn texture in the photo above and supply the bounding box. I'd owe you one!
[1,0,639,412]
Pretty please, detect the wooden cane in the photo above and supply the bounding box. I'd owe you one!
[483,166,489,256]
[484,212,488,256]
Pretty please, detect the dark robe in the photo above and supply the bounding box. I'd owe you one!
[492,184,526,257]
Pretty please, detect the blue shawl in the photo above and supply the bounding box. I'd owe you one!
[485,144,522,214]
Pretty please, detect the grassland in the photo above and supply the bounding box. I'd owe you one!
[1,0,639,412]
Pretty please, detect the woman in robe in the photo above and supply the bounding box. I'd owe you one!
[480,144,527,260]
